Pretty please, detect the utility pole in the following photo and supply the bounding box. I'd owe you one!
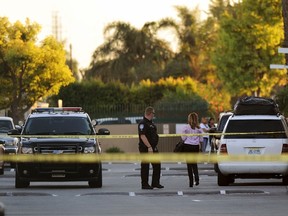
[69,43,73,73]
[52,11,62,42]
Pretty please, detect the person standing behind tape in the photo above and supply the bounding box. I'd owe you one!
[138,106,164,190]
[181,112,203,187]
[200,116,209,153]
[208,117,216,152]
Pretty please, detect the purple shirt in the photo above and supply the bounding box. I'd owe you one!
[181,124,203,145]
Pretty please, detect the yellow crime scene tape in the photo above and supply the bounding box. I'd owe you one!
[1,131,288,163]
[4,131,286,139]
[1,153,288,163]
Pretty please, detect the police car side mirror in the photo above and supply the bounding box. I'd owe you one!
[91,119,98,127]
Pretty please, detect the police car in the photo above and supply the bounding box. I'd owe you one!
[11,107,110,188]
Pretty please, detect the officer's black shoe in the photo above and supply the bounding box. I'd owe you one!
[142,185,153,190]
[152,184,164,189]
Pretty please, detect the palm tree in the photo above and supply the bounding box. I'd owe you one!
[86,21,173,84]
[155,6,217,82]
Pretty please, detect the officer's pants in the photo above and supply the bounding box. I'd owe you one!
[139,146,161,186]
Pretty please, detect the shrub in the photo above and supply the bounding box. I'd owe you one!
[105,146,124,153]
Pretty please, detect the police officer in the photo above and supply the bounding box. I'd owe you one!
[138,106,164,189]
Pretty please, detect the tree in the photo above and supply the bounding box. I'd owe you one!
[85,21,173,84]
[0,17,75,123]
[149,6,215,83]
[155,5,231,114]
[275,86,288,115]
[212,0,286,97]
[282,0,288,64]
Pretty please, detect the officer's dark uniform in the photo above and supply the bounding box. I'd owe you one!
[138,116,161,187]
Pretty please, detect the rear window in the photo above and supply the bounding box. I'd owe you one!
[224,119,287,139]
[23,117,94,135]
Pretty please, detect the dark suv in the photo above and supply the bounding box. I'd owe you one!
[12,107,109,188]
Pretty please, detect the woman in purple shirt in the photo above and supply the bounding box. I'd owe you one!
[181,112,203,187]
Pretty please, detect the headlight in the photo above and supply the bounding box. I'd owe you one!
[83,146,95,153]
[12,138,18,145]
[21,147,33,154]
[3,138,18,146]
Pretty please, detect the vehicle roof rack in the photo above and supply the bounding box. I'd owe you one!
[31,107,83,113]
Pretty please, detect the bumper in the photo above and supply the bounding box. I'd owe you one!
[4,147,17,155]
[218,162,288,176]
[16,162,101,181]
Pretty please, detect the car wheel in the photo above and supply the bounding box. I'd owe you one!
[282,176,288,185]
[10,162,16,168]
[88,165,102,188]
[0,201,5,216]
[217,171,230,186]
[15,170,30,188]
[228,176,235,184]
[0,168,3,175]
[214,163,219,173]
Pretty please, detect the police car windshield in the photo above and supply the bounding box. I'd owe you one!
[23,117,93,135]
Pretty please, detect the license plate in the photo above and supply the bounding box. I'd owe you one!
[53,150,64,154]
[52,174,65,178]
[247,148,261,155]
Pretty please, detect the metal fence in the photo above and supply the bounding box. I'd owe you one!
[84,101,209,124]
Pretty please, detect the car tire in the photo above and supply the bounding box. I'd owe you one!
[217,171,230,186]
[229,176,235,184]
[10,162,16,168]
[88,165,102,188]
[282,176,288,185]
[0,168,3,175]
[0,201,5,216]
[214,163,219,173]
[15,170,30,188]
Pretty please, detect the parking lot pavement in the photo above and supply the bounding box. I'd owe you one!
[1,163,287,216]
[1,162,287,196]
[102,162,217,192]
[101,161,287,196]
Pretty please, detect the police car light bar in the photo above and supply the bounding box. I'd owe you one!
[32,107,83,113]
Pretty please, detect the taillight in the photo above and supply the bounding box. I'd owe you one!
[220,144,227,154]
[282,144,288,153]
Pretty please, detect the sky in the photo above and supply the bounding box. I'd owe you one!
[0,0,210,69]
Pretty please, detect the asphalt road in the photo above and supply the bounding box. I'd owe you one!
[0,161,288,216]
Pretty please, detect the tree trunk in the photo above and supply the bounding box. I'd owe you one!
[9,102,25,125]
[282,0,288,65]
